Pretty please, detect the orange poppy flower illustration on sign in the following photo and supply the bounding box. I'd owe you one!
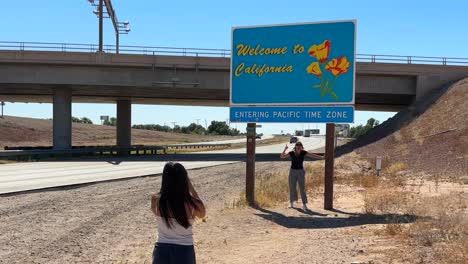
[306,62,322,77]
[326,56,350,76]
[308,40,331,63]
[306,40,350,100]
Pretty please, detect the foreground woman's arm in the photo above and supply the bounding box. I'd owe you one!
[150,194,159,216]
[188,179,206,218]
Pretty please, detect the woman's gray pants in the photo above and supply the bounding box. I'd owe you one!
[289,168,308,204]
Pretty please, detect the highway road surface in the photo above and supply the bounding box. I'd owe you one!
[0,136,324,195]
[173,134,274,145]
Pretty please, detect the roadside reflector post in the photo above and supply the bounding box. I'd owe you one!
[376,156,382,176]
[246,122,256,206]
[324,123,335,210]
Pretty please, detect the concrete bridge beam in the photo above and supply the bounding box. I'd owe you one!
[53,88,72,150]
[117,99,132,148]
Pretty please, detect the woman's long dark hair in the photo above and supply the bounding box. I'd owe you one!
[158,162,199,229]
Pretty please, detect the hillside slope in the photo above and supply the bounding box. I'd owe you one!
[0,116,238,149]
[339,78,468,177]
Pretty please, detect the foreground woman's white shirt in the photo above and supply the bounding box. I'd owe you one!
[156,216,194,246]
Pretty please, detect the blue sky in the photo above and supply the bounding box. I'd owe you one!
[2,0,468,135]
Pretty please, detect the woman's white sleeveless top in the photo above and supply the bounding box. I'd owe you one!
[156,216,194,246]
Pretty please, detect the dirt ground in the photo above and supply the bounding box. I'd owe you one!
[0,161,465,264]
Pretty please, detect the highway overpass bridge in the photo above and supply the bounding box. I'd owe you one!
[1,41,468,149]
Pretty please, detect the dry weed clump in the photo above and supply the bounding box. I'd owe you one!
[363,186,410,215]
[383,162,408,186]
[385,162,408,175]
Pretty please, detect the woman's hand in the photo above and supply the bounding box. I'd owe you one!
[280,144,290,159]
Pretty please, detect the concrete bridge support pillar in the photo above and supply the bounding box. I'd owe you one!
[53,88,72,150]
[117,100,132,148]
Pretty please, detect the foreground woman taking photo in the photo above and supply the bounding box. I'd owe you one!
[150,162,206,264]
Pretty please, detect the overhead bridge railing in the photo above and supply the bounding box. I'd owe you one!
[357,54,468,66]
[0,41,231,57]
[1,41,468,66]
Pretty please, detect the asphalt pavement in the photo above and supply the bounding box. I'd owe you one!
[0,136,325,194]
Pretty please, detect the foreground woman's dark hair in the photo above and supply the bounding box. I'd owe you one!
[158,162,199,229]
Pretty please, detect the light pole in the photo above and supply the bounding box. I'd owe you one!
[87,0,130,53]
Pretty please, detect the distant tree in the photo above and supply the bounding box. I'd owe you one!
[366,118,379,128]
[131,121,236,135]
[132,124,173,133]
[208,121,230,135]
[71,116,93,124]
[349,118,381,138]
[80,117,93,124]
[103,117,117,126]
[172,125,181,133]
[185,123,206,134]
[229,127,240,136]
[207,121,239,136]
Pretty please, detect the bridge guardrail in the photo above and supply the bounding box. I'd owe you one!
[1,41,468,66]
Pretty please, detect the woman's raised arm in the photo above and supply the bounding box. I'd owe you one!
[280,144,290,159]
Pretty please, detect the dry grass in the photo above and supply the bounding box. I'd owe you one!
[336,173,379,189]
[0,115,242,149]
[226,172,290,208]
[0,160,17,164]
[404,194,468,263]
[362,170,467,263]
[228,162,325,208]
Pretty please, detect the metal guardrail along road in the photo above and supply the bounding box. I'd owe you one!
[0,143,232,160]
[1,41,468,66]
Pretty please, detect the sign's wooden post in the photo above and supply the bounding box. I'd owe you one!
[246,122,256,206]
[324,123,335,210]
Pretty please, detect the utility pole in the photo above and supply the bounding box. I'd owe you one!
[195,119,200,125]
[0,102,5,118]
[87,0,130,54]
[171,122,177,128]
[98,0,103,52]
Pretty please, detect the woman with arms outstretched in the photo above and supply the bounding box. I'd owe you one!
[150,162,206,264]
[280,141,324,210]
